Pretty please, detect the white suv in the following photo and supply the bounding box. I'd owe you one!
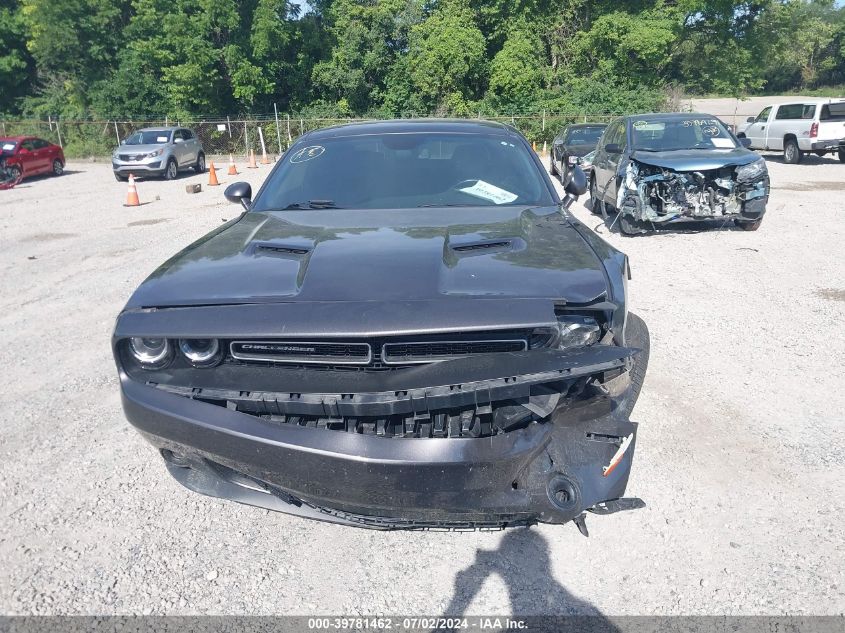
[738,99,845,164]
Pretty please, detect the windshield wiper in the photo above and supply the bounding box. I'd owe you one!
[280,200,341,210]
[417,203,481,208]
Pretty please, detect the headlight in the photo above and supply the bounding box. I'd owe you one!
[555,316,601,348]
[178,338,222,367]
[148,148,163,158]
[129,337,173,368]
[567,156,578,165]
[736,158,766,180]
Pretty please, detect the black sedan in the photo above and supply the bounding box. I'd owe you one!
[589,113,769,235]
[550,123,607,182]
[113,119,649,533]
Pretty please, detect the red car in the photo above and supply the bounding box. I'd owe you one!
[0,136,65,182]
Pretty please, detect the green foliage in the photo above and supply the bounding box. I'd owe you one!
[405,0,487,112]
[1,0,844,119]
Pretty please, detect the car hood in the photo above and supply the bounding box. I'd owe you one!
[116,144,167,154]
[125,207,610,309]
[631,148,760,171]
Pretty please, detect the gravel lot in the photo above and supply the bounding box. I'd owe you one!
[1,153,843,616]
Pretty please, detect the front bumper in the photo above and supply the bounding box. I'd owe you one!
[120,347,642,529]
[112,160,163,175]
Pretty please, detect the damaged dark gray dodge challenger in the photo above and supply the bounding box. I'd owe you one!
[113,120,650,533]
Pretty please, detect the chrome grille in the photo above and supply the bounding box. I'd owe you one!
[230,341,372,365]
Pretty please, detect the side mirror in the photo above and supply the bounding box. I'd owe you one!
[174,138,183,144]
[224,181,252,211]
[564,166,588,196]
[746,117,755,123]
[120,139,126,145]
[739,137,752,148]
[604,143,621,154]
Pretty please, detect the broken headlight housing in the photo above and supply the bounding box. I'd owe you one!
[555,315,601,348]
[736,158,766,180]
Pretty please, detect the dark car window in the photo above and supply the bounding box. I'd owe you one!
[20,140,36,151]
[252,133,554,210]
[820,102,845,121]
[603,120,622,149]
[776,104,815,120]
[182,129,194,140]
[755,107,772,122]
[631,118,737,151]
[565,126,605,145]
[32,139,50,149]
[126,130,172,145]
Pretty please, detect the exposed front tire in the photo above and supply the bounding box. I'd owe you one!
[549,156,558,177]
[838,148,845,163]
[7,166,22,182]
[735,218,763,231]
[52,159,64,176]
[620,215,649,236]
[619,312,650,419]
[784,139,801,164]
[164,158,178,180]
[194,152,206,173]
[114,172,128,182]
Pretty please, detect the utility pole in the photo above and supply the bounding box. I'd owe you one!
[273,103,283,155]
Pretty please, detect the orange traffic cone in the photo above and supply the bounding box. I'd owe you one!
[124,174,140,207]
[532,141,537,152]
[227,154,238,176]
[260,147,271,165]
[208,162,220,186]
[247,150,258,169]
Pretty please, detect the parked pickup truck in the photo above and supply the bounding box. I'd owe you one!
[737,99,845,164]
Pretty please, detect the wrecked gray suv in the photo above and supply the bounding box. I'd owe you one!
[113,120,650,533]
[590,113,769,234]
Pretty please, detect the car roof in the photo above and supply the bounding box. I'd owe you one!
[624,112,723,122]
[565,123,607,129]
[136,127,181,132]
[302,118,521,141]
[770,98,845,105]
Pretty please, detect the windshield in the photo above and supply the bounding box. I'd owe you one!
[565,126,605,145]
[251,132,554,210]
[125,130,172,145]
[631,118,737,151]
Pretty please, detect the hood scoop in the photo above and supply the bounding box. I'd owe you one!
[449,238,524,256]
[249,240,313,258]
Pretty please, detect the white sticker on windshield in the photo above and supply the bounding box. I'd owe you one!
[459,180,518,204]
[156,136,168,143]
[290,145,325,163]
[711,138,734,148]
[2,143,15,151]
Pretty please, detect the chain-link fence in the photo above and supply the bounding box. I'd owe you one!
[0,113,637,159]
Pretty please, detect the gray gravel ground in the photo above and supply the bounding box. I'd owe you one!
[0,153,843,616]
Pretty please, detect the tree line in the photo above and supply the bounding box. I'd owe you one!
[1,0,844,120]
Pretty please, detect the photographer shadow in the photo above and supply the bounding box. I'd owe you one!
[438,528,618,631]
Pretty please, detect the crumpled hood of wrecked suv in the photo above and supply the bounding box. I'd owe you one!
[631,148,761,172]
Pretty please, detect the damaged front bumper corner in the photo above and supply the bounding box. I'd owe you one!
[120,347,644,530]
